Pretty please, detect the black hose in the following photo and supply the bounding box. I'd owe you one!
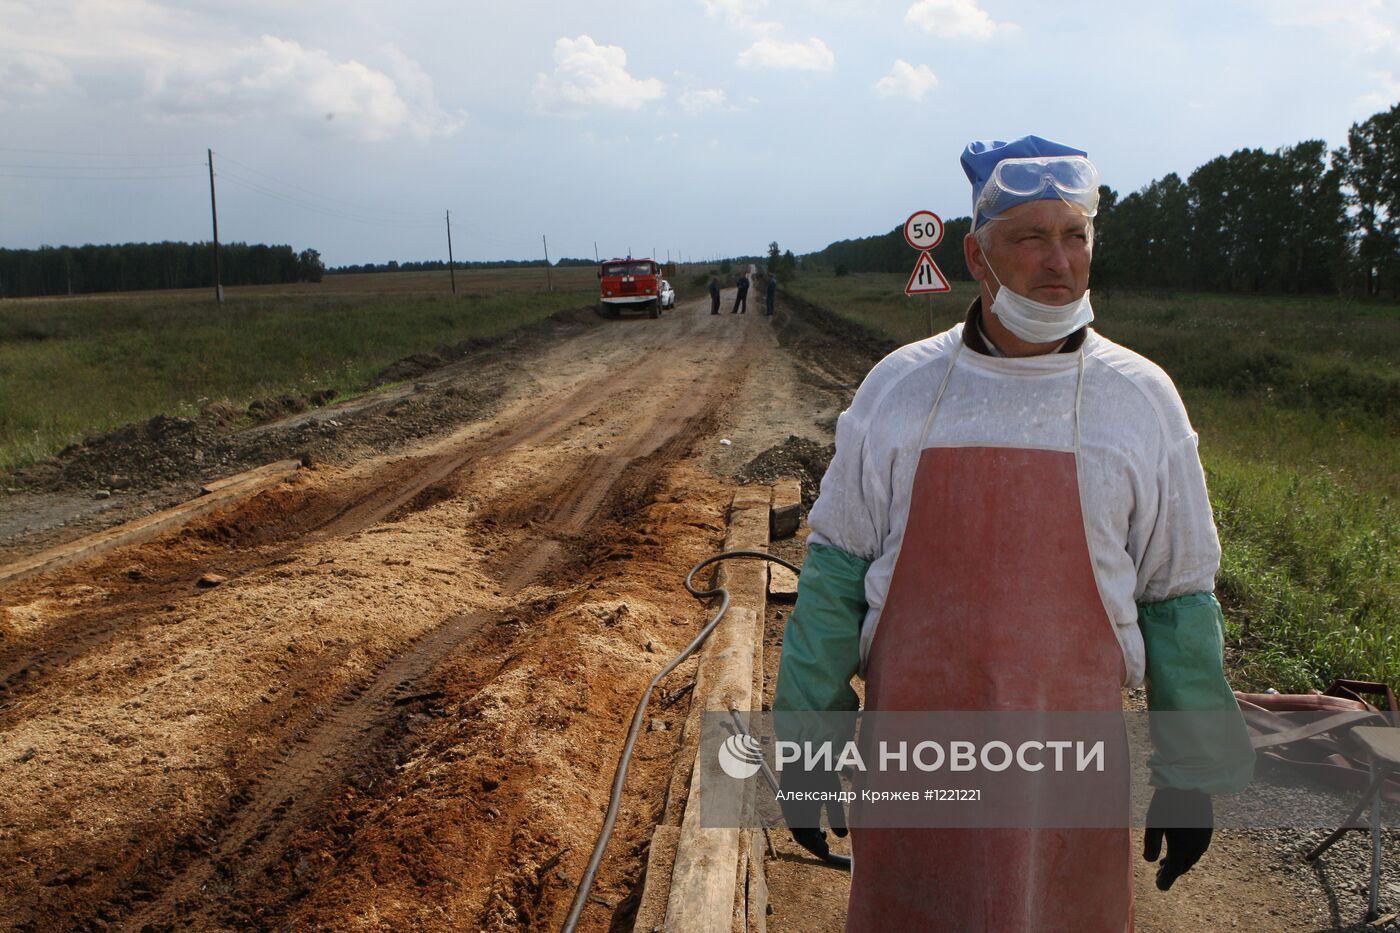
[559,550,800,933]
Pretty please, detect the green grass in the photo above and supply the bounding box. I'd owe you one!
[787,272,1399,692]
[0,274,596,472]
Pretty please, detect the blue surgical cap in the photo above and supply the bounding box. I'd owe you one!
[961,135,1089,229]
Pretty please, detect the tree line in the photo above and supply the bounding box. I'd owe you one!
[329,257,598,274]
[0,242,325,298]
[804,216,973,281]
[806,102,1400,298]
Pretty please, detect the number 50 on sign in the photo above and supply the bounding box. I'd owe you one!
[903,210,944,250]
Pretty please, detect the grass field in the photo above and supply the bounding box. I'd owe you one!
[0,268,603,472]
[786,273,1399,693]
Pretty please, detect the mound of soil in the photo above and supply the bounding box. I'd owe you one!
[370,305,597,388]
[772,290,899,362]
[372,339,492,386]
[247,394,309,422]
[1,305,602,506]
[13,414,229,492]
[737,434,834,507]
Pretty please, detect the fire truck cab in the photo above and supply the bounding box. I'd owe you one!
[598,257,664,319]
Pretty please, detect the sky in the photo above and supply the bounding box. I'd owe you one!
[2,0,1399,267]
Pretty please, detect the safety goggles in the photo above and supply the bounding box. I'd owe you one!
[975,155,1100,225]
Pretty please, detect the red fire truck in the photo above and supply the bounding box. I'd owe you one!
[598,257,664,318]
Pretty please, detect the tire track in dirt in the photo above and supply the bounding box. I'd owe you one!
[90,308,748,931]
[110,606,501,932]
[0,324,720,728]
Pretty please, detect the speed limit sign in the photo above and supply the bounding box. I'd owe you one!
[903,210,944,251]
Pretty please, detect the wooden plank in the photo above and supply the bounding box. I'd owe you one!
[769,479,802,540]
[745,829,769,933]
[746,526,769,933]
[197,458,300,495]
[732,836,749,933]
[633,825,682,932]
[663,488,770,932]
[662,672,707,827]
[0,459,300,588]
[660,492,769,827]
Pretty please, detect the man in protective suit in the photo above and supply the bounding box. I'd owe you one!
[772,135,1254,931]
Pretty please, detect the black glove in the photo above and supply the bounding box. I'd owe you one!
[778,764,847,862]
[1143,787,1213,891]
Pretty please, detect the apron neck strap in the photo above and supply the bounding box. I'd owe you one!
[918,341,963,451]
[918,340,1088,455]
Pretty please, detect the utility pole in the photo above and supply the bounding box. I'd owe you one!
[542,234,553,292]
[207,148,223,304]
[445,209,457,296]
[593,241,599,263]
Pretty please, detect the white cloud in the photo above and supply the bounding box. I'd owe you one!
[737,37,835,72]
[1257,1,1398,115]
[874,59,937,101]
[679,87,729,114]
[533,35,665,114]
[1261,0,1398,55]
[0,2,463,141]
[704,1,830,75]
[656,132,680,143]
[142,36,464,142]
[700,0,780,33]
[904,0,1018,40]
[1354,70,1400,115]
[0,52,77,108]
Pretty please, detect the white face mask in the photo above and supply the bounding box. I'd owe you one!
[984,259,1094,344]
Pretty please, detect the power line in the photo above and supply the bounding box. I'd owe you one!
[438,211,539,250]
[0,146,196,159]
[0,171,205,180]
[215,167,538,250]
[0,161,204,172]
[216,170,441,230]
[216,152,440,223]
[213,154,540,249]
[0,144,548,258]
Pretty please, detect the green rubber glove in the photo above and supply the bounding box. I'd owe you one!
[773,541,869,749]
[1139,592,1254,794]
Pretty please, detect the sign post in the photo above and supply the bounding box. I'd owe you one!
[902,210,951,335]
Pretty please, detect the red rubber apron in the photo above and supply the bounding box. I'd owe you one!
[847,345,1132,932]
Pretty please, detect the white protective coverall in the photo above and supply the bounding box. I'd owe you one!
[811,322,1220,686]
[799,314,1223,931]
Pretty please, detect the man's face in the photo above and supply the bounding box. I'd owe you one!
[967,199,1093,305]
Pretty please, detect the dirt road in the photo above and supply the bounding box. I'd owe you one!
[1,290,1387,932]
[0,292,856,931]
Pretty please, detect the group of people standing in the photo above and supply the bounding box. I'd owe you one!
[709,270,778,316]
